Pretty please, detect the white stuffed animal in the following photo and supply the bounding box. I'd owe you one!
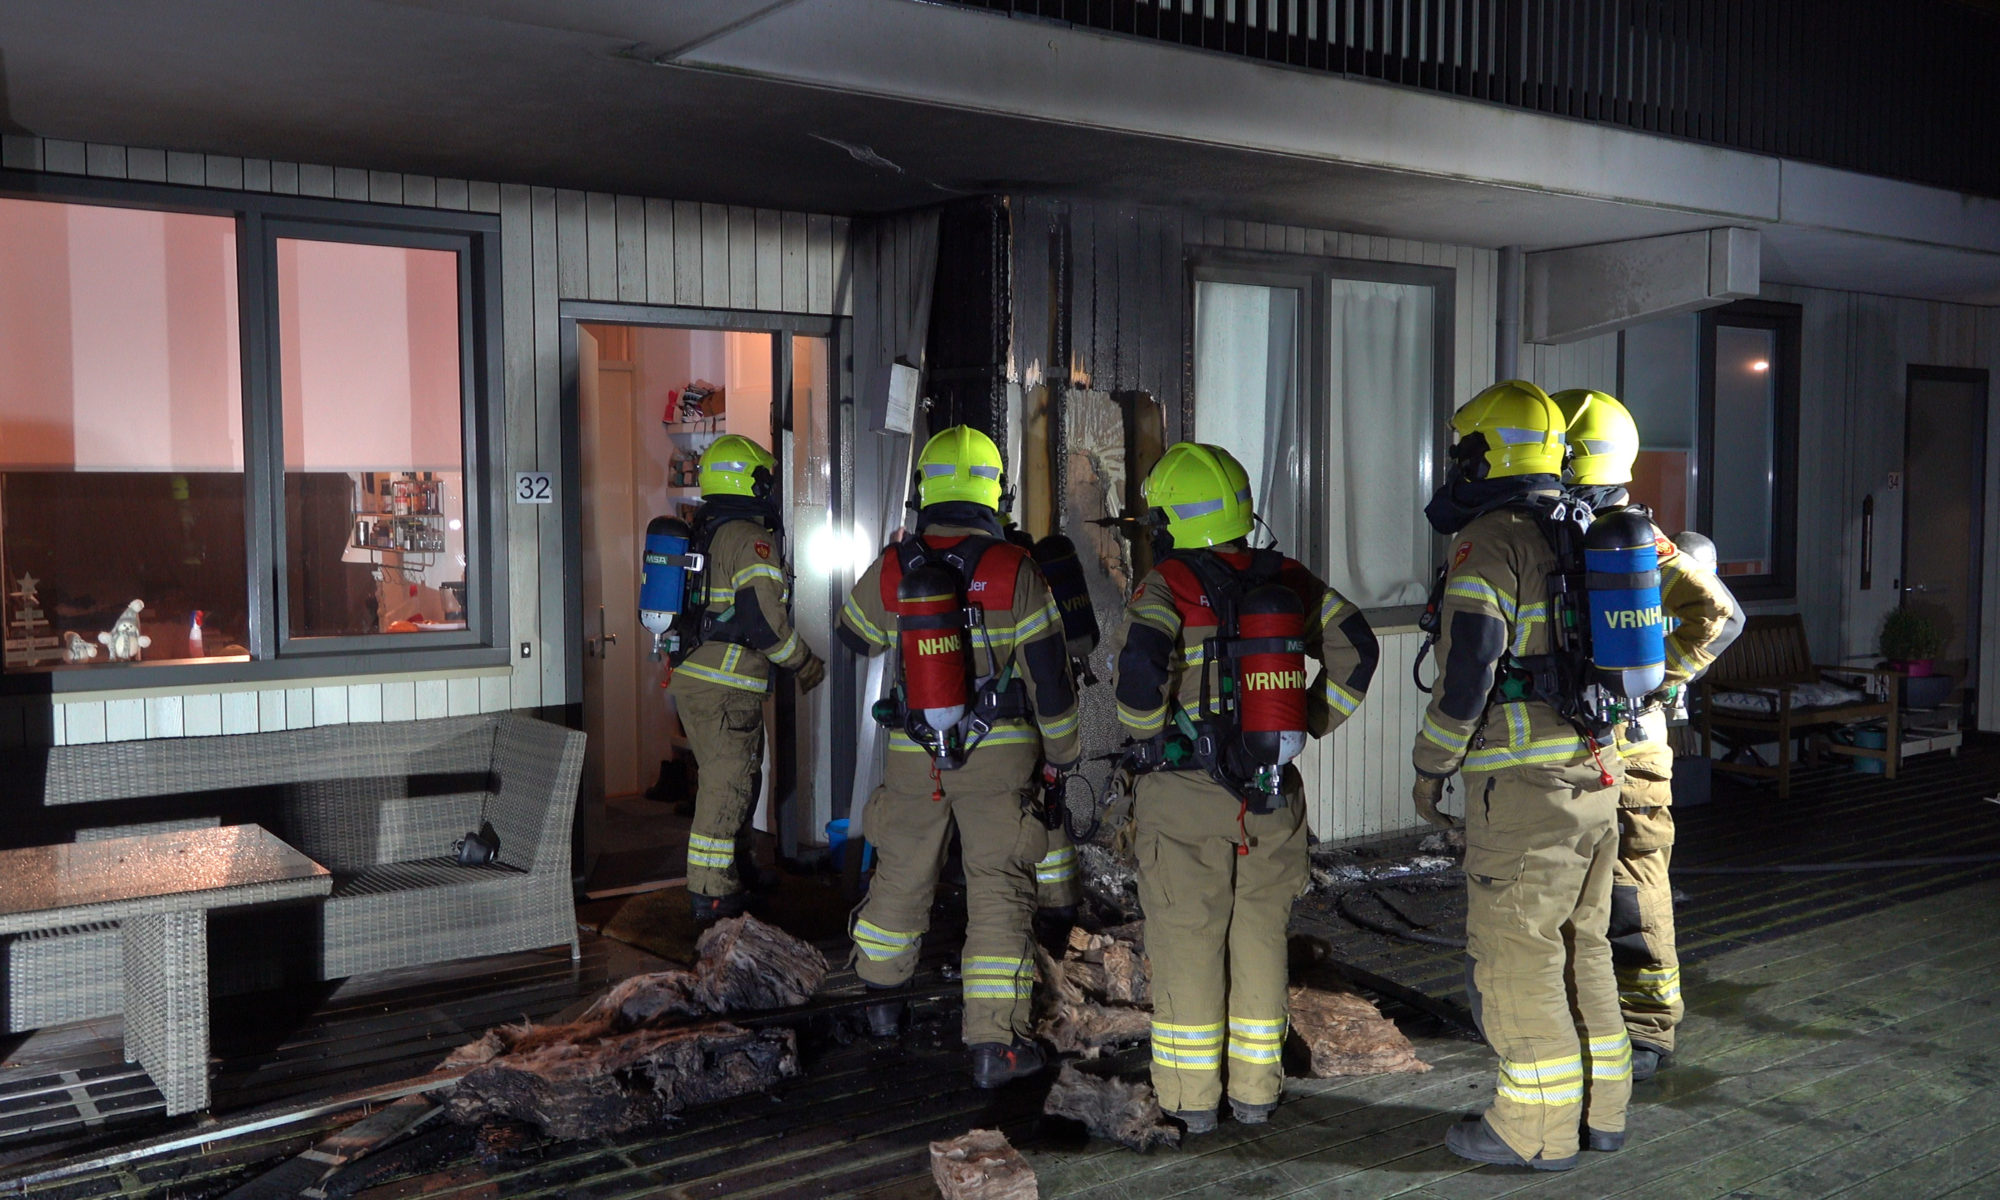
[63,631,99,662]
[98,599,152,662]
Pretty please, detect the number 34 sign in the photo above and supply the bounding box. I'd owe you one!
[514,472,554,504]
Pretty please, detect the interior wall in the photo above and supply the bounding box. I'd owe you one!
[0,133,851,747]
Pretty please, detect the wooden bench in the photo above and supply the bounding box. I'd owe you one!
[0,712,583,1036]
[1697,613,1898,798]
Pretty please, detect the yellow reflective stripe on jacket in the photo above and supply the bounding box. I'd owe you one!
[1034,844,1078,884]
[731,562,787,590]
[1446,577,1516,619]
[1013,601,1056,645]
[1464,734,1590,771]
[886,722,1041,753]
[1512,601,1548,656]
[1150,1020,1224,1070]
[1318,591,1353,627]
[1039,707,1080,741]
[1495,1054,1585,1105]
[1323,679,1362,717]
[1501,700,1532,745]
[843,594,890,646]
[686,832,736,870]
[1225,1015,1286,1064]
[1587,1033,1633,1080]
[768,630,800,664]
[1421,711,1472,754]
[673,659,770,693]
[961,955,1033,999]
[1130,595,1180,629]
[853,919,920,961]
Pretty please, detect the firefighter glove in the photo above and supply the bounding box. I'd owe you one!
[1411,772,1456,828]
[793,652,827,694]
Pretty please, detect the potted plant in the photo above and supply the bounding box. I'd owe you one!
[1879,606,1946,677]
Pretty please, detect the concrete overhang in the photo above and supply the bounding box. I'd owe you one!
[2,0,1995,304]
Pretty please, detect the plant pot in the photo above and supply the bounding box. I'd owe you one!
[1889,659,1934,678]
[1901,673,1955,710]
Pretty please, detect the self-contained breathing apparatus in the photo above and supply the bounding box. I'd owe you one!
[1414,494,1667,747]
[1123,548,1310,814]
[870,535,1034,772]
[643,506,784,666]
[1030,534,1102,686]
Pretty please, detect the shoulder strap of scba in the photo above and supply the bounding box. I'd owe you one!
[669,514,778,664]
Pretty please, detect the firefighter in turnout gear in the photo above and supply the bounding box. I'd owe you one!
[1553,389,1741,1083]
[1111,442,1378,1133]
[1003,518,1084,929]
[1411,381,1631,1170]
[838,426,1081,1088]
[665,434,826,923]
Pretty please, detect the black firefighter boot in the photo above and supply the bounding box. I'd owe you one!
[689,890,749,926]
[969,1038,1045,1088]
[1444,1115,1578,1171]
[862,984,908,1039]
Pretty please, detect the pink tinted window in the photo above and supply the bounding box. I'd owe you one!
[276,238,469,638]
[0,197,247,669]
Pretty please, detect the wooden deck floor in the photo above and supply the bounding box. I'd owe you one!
[3,748,1999,1198]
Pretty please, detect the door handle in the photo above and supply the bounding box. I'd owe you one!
[586,605,619,657]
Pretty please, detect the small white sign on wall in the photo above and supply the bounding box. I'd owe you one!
[883,362,919,435]
[514,471,554,504]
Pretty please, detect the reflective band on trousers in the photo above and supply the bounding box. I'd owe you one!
[1617,966,1682,1005]
[853,919,920,962]
[1588,1033,1634,1081]
[962,955,1033,999]
[1035,845,1078,884]
[1151,1020,1224,1070]
[1495,1054,1585,1105]
[686,832,736,870]
[1226,1015,1287,1065]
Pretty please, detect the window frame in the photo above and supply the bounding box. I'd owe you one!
[0,169,508,693]
[1186,249,1456,619]
[1692,298,1801,602]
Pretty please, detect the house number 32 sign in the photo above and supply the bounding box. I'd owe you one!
[514,472,554,504]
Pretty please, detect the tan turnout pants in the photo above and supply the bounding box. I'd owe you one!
[852,743,1048,1046]
[670,678,765,899]
[1132,770,1308,1115]
[1463,761,1630,1161]
[1035,823,1082,910]
[1612,739,1681,1052]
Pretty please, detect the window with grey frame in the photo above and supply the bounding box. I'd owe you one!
[0,172,506,689]
[1190,252,1455,613]
[1619,299,1800,601]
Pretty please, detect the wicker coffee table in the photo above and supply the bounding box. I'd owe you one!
[0,825,331,1115]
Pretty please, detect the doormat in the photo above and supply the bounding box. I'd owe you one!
[600,888,701,964]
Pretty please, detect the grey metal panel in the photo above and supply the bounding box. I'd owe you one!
[435,178,469,211]
[203,156,243,190]
[402,174,436,208]
[270,161,300,194]
[807,212,833,316]
[468,181,500,213]
[555,189,587,300]
[756,208,782,312]
[128,147,167,182]
[298,163,334,197]
[584,191,617,301]
[241,159,272,192]
[367,171,403,205]
[531,187,565,706]
[84,144,126,178]
[168,152,207,187]
[673,199,702,305]
[701,203,730,307]
[0,134,42,170]
[501,184,542,711]
[644,198,673,305]
[781,210,808,313]
[43,139,85,174]
[615,194,646,303]
[728,204,756,309]
[333,167,368,201]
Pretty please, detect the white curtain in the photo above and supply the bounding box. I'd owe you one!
[1325,278,1434,608]
[1193,281,1301,550]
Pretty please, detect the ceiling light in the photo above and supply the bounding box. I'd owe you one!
[1750,360,1769,372]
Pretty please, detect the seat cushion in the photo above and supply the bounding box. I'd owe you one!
[1710,680,1869,715]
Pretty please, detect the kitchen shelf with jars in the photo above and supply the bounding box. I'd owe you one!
[352,473,450,571]
[662,381,725,523]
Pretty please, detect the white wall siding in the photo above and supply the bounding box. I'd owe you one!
[0,133,851,745]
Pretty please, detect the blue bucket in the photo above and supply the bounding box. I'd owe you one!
[825,818,874,872]
[1852,728,1887,774]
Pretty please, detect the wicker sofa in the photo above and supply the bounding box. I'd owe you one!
[0,712,583,1034]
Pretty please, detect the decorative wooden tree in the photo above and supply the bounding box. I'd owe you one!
[5,573,65,667]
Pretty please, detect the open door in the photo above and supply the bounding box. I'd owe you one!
[1902,366,1989,717]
